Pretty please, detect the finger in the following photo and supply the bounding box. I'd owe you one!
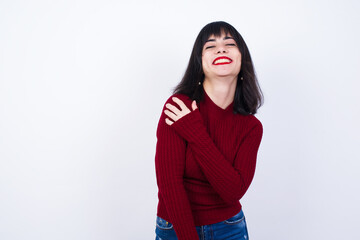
[165,118,173,126]
[192,100,198,110]
[172,97,189,112]
[164,109,179,122]
[165,103,180,115]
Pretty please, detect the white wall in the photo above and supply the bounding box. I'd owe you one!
[1,0,359,239]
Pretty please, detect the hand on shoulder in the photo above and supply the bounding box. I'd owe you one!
[164,96,198,126]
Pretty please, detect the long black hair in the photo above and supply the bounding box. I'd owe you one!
[172,21,263,115]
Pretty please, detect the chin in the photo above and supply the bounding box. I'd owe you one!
[215,71,238,77]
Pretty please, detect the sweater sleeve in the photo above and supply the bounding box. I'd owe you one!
[171,108,263,204]
[154,98,199,240]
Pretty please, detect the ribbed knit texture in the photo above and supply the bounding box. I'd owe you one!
[155,86,263,240]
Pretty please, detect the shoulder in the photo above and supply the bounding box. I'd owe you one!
[156,93,193,137]
[248,115,262,129]
[234,113,263,135]
[247,115,263,136]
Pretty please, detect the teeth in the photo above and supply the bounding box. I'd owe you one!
[214,58,231,64]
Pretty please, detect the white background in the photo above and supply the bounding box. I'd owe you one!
[1,0,359,239]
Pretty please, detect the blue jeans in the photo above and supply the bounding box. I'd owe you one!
[155,209,249,240]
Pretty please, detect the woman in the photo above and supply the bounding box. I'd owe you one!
[154,21,264,240]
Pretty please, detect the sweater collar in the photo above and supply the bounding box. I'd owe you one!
[202,86,234,116]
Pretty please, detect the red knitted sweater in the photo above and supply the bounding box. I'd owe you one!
[154,87,263,240]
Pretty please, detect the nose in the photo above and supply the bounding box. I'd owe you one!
[216,46,228,54]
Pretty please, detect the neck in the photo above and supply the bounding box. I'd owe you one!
[202,76,237,110]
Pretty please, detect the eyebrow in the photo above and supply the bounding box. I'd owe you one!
[205,36,234,43]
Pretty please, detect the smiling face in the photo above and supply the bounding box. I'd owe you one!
[201,31,242,79]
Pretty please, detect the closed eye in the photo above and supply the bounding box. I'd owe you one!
[226,43,236,46]
[205,46,215,49]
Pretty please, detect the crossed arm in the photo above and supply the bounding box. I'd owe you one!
[165,96,263,204]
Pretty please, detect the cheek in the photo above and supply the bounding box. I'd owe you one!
[202,54,211,68]
[235,54,242,71]
[236,54,242,67]
[236,51,242,61]
[202,53,208,63]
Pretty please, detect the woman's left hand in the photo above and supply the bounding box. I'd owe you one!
[164,97,198,126]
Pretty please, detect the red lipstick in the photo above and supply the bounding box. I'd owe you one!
[212,56,233,65]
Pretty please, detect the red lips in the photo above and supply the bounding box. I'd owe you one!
[212,56,233,65]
